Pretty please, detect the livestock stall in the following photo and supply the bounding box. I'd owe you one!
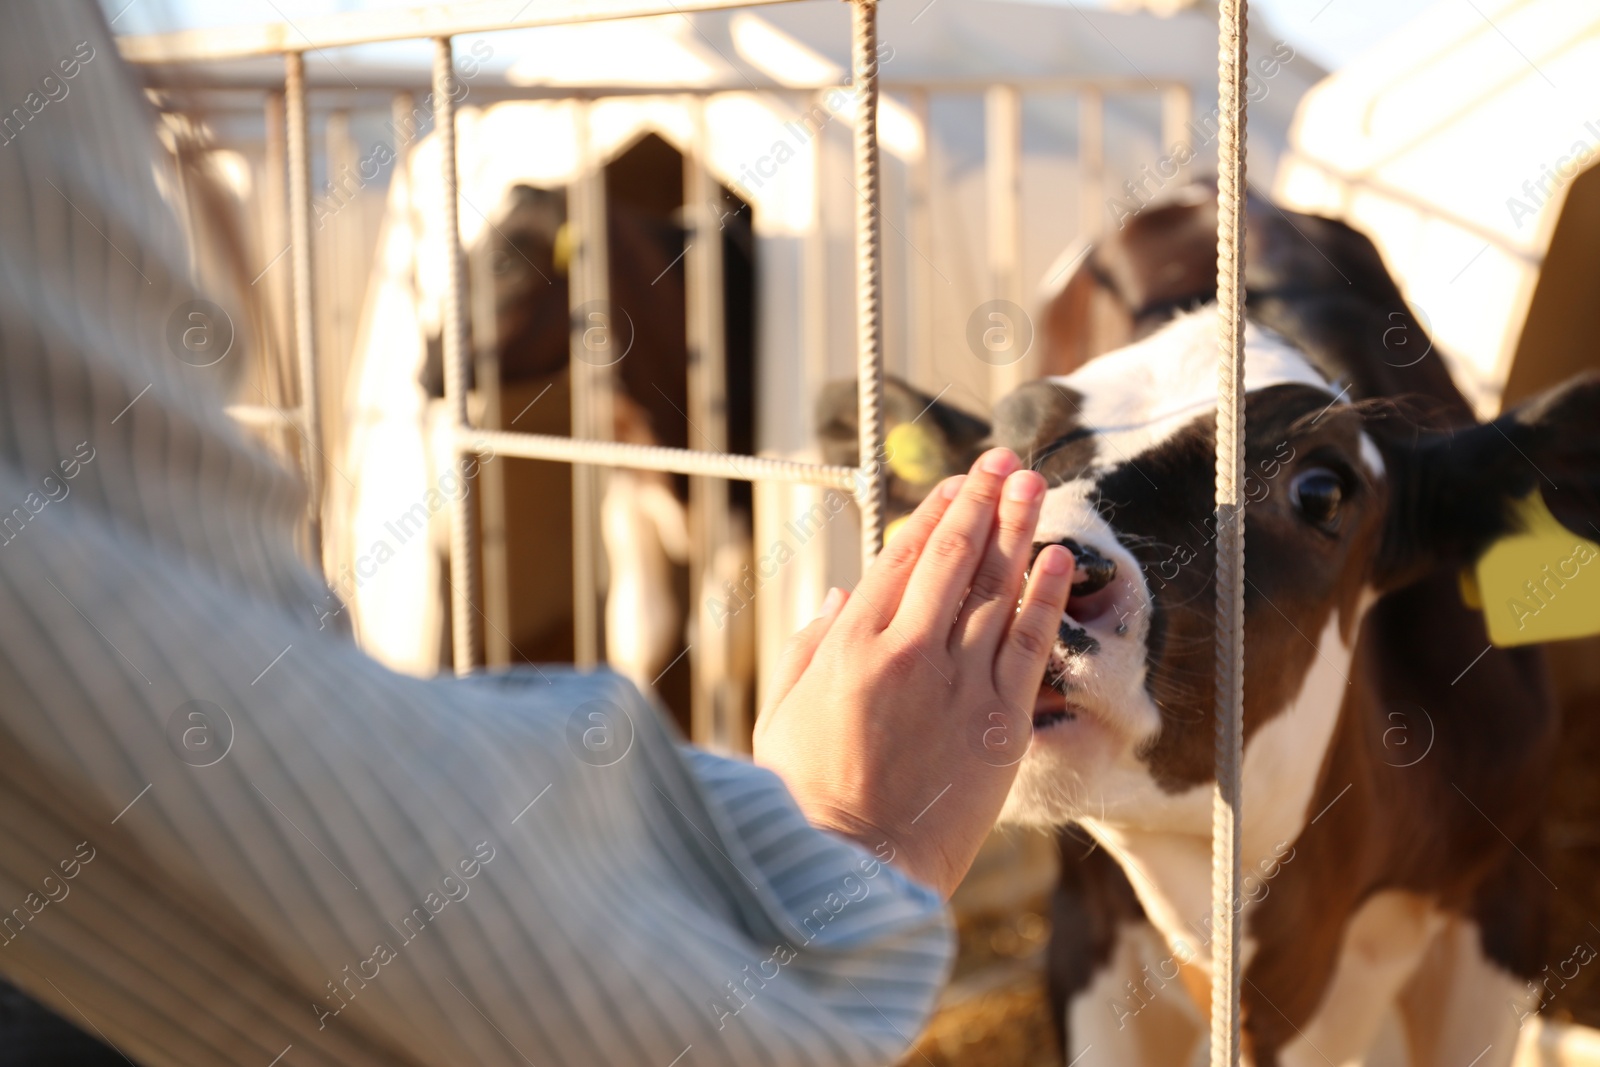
[124,0,1319,751]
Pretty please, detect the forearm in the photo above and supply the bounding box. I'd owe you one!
[0,3,953,1064]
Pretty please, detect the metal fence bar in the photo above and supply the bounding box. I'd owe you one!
[985,83,1023,401]
[471,223,514,669]
[907,88,934,388]
[459,430,860,489]
[324,110,360,378]
[801,89,830,416]
[148,3,1152,707]
[226,404,301,429]
[261,90,292,401]
[284,52,326,569]
[433,36,481,677]
[568,99,613,669]
[1210,0,1250,1062]
[686,101,738,749]
[850,0,886,567]
[136,73,1189,98]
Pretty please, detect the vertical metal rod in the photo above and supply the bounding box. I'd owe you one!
[325,109,357,369]
[433,36,480,676]
[985,83,1023,401]
[569,99,612,668]
[261,91,292,405]
[801,90,830,409]
[284,53,325,570]
[1211,1,1249,1064]
[1077,88,1104,242]
[471,233,513,668]
[686,101,735,748]
[850,0,885,568]
[907,88,934,387]
[798,87,837,628]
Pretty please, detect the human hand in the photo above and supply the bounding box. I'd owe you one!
[752,448,1074,898]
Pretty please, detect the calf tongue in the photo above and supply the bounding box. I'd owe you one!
[1033,683,1077,726]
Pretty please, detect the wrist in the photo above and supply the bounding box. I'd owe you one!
[806,807,956,899]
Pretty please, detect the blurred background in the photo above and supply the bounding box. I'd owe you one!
[106,1,1600,1062]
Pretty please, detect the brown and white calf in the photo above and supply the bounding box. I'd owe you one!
[820,185,1600,1065]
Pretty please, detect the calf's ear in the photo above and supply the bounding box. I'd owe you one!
[991,379,1094,477]
[815,378,990,509]
[1374,371,1600,590]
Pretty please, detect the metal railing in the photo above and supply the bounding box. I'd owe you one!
[122,0,889,696]
[126,5,1254,1059]
[122,3,1194,744]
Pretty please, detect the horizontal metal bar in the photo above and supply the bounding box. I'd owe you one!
[144,75,1191,98]
[459,427,861,491]
[154,82,816,102]
[225,403,301,428]
[118,0,807,64]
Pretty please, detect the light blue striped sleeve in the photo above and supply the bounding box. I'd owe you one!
[680,748,955,1041]
[0,3,954,1065]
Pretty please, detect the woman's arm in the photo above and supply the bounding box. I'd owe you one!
[0,5,1065,1066]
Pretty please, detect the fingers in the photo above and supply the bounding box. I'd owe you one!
[949,467,1047,654]
[842,473,962,627]
[993,545,1074,704]
[893,448,1021,636]
[763,587,848,713]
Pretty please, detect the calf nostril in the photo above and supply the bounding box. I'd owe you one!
[1064,540,1117,596]
[1032,538,1117,596]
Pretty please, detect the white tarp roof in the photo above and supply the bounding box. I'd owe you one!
[1274,0,1600,417]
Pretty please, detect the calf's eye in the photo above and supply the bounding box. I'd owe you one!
[1289,467,1344,531]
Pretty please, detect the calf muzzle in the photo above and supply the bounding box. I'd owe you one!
[1032,538,1118,596]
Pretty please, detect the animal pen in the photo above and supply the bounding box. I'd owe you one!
[116,0,1240,746]
[120,0,1256,1060]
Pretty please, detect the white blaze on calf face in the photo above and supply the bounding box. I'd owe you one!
[1066,312,1334,473]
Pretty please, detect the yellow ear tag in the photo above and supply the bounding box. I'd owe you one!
[551,222,573,277]
[885,422,943,487]
[1471,490,1600,647]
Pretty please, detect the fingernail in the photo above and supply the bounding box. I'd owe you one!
[979,448,1020,476]
[1038,545,1071,575]
[1004,470,1044,503]
[940,475,966,499]
[820,587,844,615]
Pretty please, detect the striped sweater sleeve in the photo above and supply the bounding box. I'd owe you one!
[0,3,954,1065]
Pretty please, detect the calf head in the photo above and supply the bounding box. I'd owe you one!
[820,315,1600,837]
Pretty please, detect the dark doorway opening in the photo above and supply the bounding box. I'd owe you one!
[432,131,756,737]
